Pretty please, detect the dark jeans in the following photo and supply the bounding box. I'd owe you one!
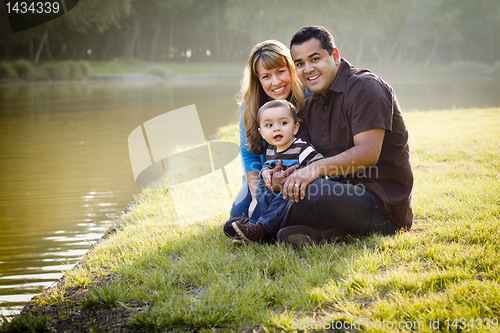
[229,176,267,218]
[283,178,401,236]
[249,188,290,236]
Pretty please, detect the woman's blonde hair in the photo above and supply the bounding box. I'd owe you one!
[238,40,304,155]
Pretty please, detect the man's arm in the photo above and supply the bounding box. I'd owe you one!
[282,128,385,202]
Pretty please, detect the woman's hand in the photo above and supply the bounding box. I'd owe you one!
[270,160,299,193]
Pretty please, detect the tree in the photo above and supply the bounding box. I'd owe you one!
[63,0,132,33]
[119,0,195,59]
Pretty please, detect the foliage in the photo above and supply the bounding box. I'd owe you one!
[78,61,90,77]
[12,59,36,80]
[0,314,51,333]
[0,60,92,81]
[34,66,50,81]
[62,0,133,34]
[38,63,54,80]
[148,67,173,79]
[66,61,82,79]
[36,62,78,80]
[52,62,71,80]
[0,61,18,79]
[1,0,498,65]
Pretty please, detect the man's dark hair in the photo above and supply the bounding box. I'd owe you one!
[290,26,336,55]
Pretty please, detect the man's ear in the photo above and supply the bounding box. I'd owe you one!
[333,48,341,67]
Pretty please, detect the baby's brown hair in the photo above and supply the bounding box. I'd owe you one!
[257,99,298,126]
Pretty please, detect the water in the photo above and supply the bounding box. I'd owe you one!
[1,73,499,317]
[0,78,241,316]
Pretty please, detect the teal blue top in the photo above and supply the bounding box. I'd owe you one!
[239,103,267,174]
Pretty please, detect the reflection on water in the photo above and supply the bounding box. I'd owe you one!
[0,79,240,316]
[0,74,499,317]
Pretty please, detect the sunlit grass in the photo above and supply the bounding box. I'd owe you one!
[0,314,51,333]
[10,108,500,332]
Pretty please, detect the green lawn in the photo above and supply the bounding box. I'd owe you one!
[2,108,500,332]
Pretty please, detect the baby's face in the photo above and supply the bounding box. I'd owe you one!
[258,106,299,149]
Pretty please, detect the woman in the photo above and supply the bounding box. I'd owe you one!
[229,40,306,219]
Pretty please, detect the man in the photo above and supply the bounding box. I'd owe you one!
[273,26,413,243]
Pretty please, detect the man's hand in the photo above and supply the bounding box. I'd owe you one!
[283,165,319,202]
[281,128,385,202]
[270,160,299,193]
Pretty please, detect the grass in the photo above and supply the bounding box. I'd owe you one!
[88,58,244,76]
[4,108,500,332]
[0,314,51,333]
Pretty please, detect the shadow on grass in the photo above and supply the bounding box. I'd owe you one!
[18,209,398,332]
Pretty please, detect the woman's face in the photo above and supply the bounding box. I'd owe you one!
[255,59,292,101]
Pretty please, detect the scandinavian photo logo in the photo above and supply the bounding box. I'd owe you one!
[128,104,239,225]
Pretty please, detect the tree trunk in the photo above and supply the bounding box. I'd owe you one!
[150,14,162,61]
[385,30,405,62]
[34,31,48,65]
[224,33,234,60]
[44,32,53,60]
[124,17,141,58]
[409,48,416,64]
[136,20,142,58]
[214,0,221,61]
[102,38,111,59]
[452,44,463,62]
[424,36,441,69]
[488,2,493,63]
[29,37,33,62]
[355,35,365,64]
[372,43,383,67]
[168,14,174,59]
[396,42,410,62]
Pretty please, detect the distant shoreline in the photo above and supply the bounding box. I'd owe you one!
[2,59,499,86]
[0,72,243,85]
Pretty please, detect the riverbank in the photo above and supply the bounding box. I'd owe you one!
[2,58,500,85]
[2,108,500,332]
[0,59,245,84]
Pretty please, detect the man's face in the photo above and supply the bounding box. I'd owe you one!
[291,38,340,95]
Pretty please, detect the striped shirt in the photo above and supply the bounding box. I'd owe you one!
[261,138,323,176]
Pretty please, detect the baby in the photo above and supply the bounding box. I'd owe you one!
[229,99,323,243]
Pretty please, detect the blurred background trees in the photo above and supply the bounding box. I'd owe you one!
[1,0,499,66]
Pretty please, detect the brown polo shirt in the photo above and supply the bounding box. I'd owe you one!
[298,59,413,228]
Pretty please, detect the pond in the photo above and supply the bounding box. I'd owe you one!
[0,74,499,316]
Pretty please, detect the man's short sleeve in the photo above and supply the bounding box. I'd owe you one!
[344,74,394,137]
